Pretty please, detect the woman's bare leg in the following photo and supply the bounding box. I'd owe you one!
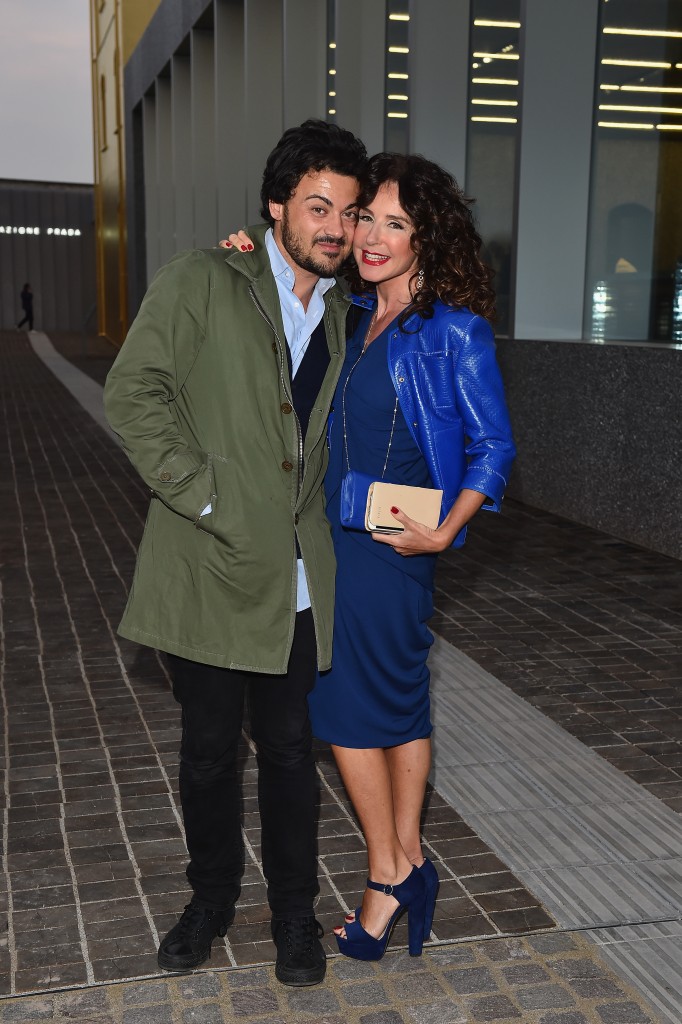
[331,738,431,938]
[385,737,431,864]
[331,745,412,938]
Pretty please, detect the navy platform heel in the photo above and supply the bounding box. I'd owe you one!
[419,857,439,939]
[335,865,427,961]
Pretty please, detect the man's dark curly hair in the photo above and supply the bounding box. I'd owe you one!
[344,152,496,325]
[260,120,367,224]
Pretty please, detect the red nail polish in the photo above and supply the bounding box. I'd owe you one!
[390,506,399,514]
[240,245,247,251]
[247,244,254,251]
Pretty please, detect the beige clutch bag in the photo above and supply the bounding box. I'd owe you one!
[365,481,443,533]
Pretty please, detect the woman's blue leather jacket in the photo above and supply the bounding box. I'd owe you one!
[353,295,516,548]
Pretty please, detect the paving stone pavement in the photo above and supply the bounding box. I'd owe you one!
[0,932,662,1023]
[1,329,679,1022]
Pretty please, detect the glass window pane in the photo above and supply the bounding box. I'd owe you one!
[585,0,682,342]
[466,0,522,336]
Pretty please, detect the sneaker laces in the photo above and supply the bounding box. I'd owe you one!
[280,916,323,958]
[176,902,217,940]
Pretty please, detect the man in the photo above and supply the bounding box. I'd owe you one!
[104,120,366,986]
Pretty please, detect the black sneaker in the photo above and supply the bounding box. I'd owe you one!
[157,901,235,971]
[272,916,326,986]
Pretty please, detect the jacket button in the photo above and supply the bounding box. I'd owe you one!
[271,341,277,353]
[294,513,299,524]
[159,471,172,481]
[282,460,293,472]
[281,402,293,414]
[398,376,405,383]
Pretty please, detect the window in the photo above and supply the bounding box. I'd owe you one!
[585,0,682,341]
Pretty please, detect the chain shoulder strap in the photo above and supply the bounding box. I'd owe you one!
[342,308,399,480]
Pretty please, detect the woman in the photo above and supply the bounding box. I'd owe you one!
[222,153,515,962]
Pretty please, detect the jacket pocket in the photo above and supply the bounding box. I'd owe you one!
[194,452,234,545]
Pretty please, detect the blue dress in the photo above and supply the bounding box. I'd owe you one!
[308,310,437,748]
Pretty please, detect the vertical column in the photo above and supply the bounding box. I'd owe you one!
[513,0,599,339]
[171,54,193,251]
[192,27,217,247]
[244,0,284,222]
[142,92,159,283]
[282,0,326,125]
[334,0,385,156]
[410,0,470,186]
[215,0,247,235]
[155,77,175,268]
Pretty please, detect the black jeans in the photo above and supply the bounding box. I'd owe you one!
[168,610,319,920]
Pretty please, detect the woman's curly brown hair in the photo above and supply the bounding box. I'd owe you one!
[343,152,496,326]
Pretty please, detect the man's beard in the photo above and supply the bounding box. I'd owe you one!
[281,209,346,278]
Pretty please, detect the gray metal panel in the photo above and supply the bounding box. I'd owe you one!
[214,0,247,235]
[172,54,194,251]
[244,0,284,222]
[513,0,600,339]
[410,0,470,184]
[192,27,218,248]
[335,0,385,157]
[156,78,175,267]
[282,0,326,126]
[143,93,160,283]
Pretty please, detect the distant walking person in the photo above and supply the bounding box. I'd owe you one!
[17,283,34,331]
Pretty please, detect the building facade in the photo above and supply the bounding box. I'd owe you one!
[0,179,96,333]
[90,0,682,557]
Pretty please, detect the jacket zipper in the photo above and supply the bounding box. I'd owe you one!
[249,286,303,494]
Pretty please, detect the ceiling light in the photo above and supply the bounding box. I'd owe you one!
[473,52,520,60]
[603,27,682,38]
[471,98,518,106]
[389,13,410,20]
[597,121,654,129]
[472,77,519,85]
[473,19,521,28]
[387,94,408,101]
[601,58,671,68]
[388,73,409,79]
[388,46,409,53]
[471,116,518,123]
[621,85,682,94]
[387,112,408,118]
[599,103,682,114]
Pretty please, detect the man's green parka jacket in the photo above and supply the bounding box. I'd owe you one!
[104,225,350,673]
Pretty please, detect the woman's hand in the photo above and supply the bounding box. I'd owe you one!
[371,508,453,556]
[371,489,487,556]
[218,230,254,251]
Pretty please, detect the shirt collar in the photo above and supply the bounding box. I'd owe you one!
[265,228,335,296]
